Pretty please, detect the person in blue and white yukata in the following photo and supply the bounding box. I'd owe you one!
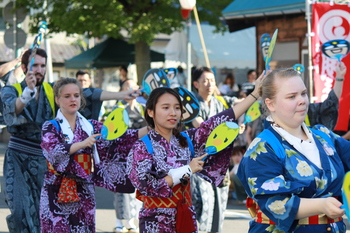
[238,67,350,233]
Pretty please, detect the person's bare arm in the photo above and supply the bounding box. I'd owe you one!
[232,71,267,119]
[296,197,344,220]
[333,62,346,99]
[342,131,350,140]
[191,116,204,128]
[0,49,26,78]
[69,134,101,154]
[0,57,21,78]
[100,89,140,101]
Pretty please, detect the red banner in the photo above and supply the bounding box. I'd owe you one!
[312,3,350,131]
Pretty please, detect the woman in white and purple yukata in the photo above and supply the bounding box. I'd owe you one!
[127,76,264,233]
[40,77,148,233]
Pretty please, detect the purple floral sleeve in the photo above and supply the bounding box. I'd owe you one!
[93,121,139,192]
[186,108,236,186]
[127,140,173,198]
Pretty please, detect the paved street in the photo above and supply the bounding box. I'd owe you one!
[0,141,251,233]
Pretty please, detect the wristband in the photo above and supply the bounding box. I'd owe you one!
[250,93,258,100]
[20,87,37,104]
[168,165,192,187]
[336,78,344,81]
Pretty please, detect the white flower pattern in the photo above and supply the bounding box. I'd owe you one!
[296,160,313,177]
[261,181,280,191]
[268,198,288,215]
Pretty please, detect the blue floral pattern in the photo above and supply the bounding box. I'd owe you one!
[238,124,350,232]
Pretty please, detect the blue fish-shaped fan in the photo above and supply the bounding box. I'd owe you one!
[173,87,200,123]
[142,69,170,96]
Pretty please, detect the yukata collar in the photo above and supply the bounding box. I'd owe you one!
[266,115,315,144]
[56,109,100,164]
[266,115,321,168]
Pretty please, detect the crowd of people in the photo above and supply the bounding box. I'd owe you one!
[0,45,349,233]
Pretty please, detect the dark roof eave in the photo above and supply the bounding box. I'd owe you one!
[223,9,305,20]
[222,1,305,18]
[224,12,305,32]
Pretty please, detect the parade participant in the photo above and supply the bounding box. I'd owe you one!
[241,69,257,97]
[307,61,346,130]
[245,62,347,145]
[76,69,139,120]
[119,65,128,90]
[1,48,53,233]
[0,50,26,125]
[112,79,145,233]
[238,68,350,233]
[127,75,264,232]
[219,73,240,97]
[39,77,147,232]
[190,66,249,233]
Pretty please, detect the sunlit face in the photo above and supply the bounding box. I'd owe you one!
[23,54,46,86]
[247,71,257,82]
[194,71,216,97]
[122,80,139,91]
[266,76,309,130]
[76,74,91,88]
[55,84,81,115]
[147,93,182,133]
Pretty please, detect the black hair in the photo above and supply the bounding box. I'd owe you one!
[144,87,188,148]
[75,70,90,78]
[247,69,256,76]
[192,66,213,92]
[120,65,128,73]
[177,65,184,73]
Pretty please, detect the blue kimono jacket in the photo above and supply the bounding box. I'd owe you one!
[238,123,350,233]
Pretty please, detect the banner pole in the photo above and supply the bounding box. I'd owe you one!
[305,0,314,102]
[193,6,211,68]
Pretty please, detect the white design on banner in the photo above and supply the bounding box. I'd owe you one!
[318,9,350,43]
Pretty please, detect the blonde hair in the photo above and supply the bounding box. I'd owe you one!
[53,77,86,110]
[260,68,302,116]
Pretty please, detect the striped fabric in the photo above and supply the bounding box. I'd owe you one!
[247,197,342,225]
[8,136,42,156]
[136,183,192,209]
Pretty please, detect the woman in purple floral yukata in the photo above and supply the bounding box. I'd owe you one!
[127,76,264,233]
[40,77,148,233]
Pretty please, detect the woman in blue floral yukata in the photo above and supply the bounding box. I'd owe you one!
[127,80,264,233]
[238,67,350,233]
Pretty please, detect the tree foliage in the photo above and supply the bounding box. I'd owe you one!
[17,0,231,43]
[16,0,232,82]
